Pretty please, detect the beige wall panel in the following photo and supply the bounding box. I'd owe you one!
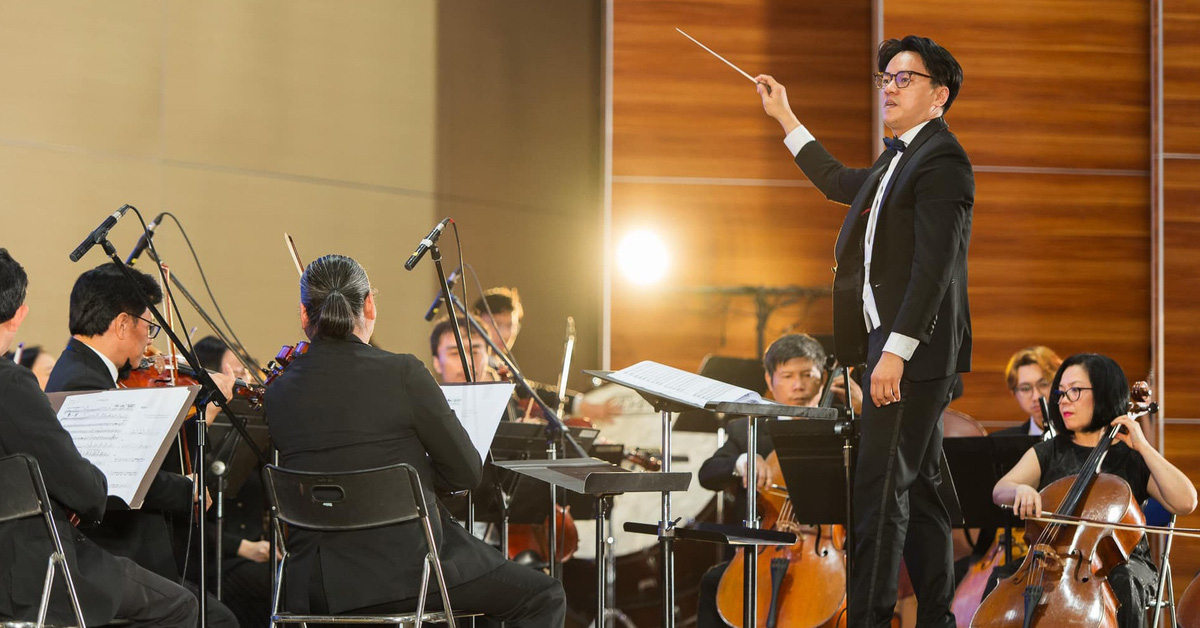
[162,0,436,190]
[0,144,161,352]
[613,0,873,180]
[1165,0,1200,152]
[150,164,436,368]
[886,0,1149,171]
[0,1,162,155]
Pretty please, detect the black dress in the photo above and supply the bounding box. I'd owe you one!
[985,436,1157,628]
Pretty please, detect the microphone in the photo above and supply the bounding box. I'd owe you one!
[125,212,166,266]
[404,218,451,271]
[70,205,133,262]
[423,268,460,321]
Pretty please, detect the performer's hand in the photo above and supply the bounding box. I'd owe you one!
[237,539,274,563]
[1012,485,1042,520]
[753,74,801,135]
[830,371,864,415]
[204,364,237,426]
[870,352,905,407]
[736,453,773,491]
[1111,414,1151,454]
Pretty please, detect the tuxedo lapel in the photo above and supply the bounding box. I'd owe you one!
[875,117,947,212]
[835,151,896,261]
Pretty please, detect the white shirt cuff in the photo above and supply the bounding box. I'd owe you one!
[883,333,920,361]
[734,452,748,477]
[783,124,816,157]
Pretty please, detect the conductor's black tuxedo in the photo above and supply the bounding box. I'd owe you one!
[793,116,973,628]
[45,337,194,580]
[265,337,564,626]
[0,358,124,624]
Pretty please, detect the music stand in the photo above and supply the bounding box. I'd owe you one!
[942,436,1040,563]
[586,367,834,628]
[674,356,766,433]
[493,458,690,627]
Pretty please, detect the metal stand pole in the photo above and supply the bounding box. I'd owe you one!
[659,409,676,628]
[548,440,559,579]
[214,469,227,601]
[743,415,758,628]
[596,496,610,627]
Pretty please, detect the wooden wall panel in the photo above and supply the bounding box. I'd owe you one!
[1165,0,1200,153]
[1164,160,1200,419]
[612,0,873,180]
[611,182,837,371]
[887,0,1150,171]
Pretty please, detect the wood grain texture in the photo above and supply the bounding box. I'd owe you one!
[1164,160,1200,418]
[885,0,1150,171]
[1165,0,1200,153]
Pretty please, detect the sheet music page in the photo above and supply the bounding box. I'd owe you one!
[440,382,516,464]
[607,360,762,409]
[53,387,198,508]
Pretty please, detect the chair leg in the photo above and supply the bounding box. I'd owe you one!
[56,552,87,628]
[270,552,289,628]
[414,556,432,628]
[421,519,457,628]
[35,553,56,627]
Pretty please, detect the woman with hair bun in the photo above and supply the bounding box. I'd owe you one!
[265,254,565,626]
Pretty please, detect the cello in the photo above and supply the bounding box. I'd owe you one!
[969,382,1157,628]
[715,450,847,628]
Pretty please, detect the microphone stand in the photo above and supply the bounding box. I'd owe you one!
[93,239,268,628]
[138,249,264,384]
[445,294,589,578]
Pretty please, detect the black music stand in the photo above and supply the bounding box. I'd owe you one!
[493,458,690,627]
[942,436,1040,563]
[586,367,835,628]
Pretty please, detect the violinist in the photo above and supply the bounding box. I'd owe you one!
[991,346,1062,437]
[44,262,240,627]
[0,249,199,626]
[265,254,566,626]
[695,333,862,628]
[988,353,1198,627]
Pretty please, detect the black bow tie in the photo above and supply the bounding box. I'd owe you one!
[883,137,907,152]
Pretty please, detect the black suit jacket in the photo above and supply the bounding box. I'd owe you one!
[0,359,124,625]
[991,418,1039,437]
[45,337,194,580]
[265,337,503,613]
[795,117,974,380]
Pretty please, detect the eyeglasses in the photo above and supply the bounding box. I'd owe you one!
[1051,387,1093,403]
[134,315,161,340]
[1014,381,1052,397]
[873,70,934,90]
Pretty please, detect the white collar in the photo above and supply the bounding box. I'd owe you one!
[896,119,932,146]
[79,340,119,385]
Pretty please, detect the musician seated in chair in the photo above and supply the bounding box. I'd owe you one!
[0,248,199,626]
[987,353,1197,628]
[44,262,239,627]
[265,254,566,627]
[430,316,497,384]
[992,345,1062,437]
[694,333,862,628]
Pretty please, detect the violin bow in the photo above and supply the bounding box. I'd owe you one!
[1009,506,1200,540]
[284,233,305,277]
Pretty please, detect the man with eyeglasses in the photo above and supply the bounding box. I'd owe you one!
[46,262,240,627]
[994,346,1063,437]
[754,35,972,628]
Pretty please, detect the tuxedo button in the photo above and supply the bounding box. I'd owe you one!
[831,266,838,273]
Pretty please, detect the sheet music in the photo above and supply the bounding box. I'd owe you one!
[52,386,199,509]
[606,360,763,409]
[440,381,515,464]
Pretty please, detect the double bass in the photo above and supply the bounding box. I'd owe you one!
[969,383,1157,628]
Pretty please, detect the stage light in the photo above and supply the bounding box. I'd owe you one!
[617,229,669,285]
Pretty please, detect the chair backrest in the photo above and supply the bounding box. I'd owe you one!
[0,454,47,524]
[262,463,428,532]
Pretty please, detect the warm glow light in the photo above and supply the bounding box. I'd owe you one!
[617,229,669,285]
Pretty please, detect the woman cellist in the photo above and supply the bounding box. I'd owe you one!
[981,353,1197,627]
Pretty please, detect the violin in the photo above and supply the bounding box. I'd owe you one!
[969,382,1157,628]
[715,450,847,627]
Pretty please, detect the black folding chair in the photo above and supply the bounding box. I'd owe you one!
[262,463,476,627]
[0,453,87,628]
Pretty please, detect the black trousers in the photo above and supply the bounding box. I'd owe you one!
[114,556,199,627]
[314,560,565,628]
[847,333,958,628]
